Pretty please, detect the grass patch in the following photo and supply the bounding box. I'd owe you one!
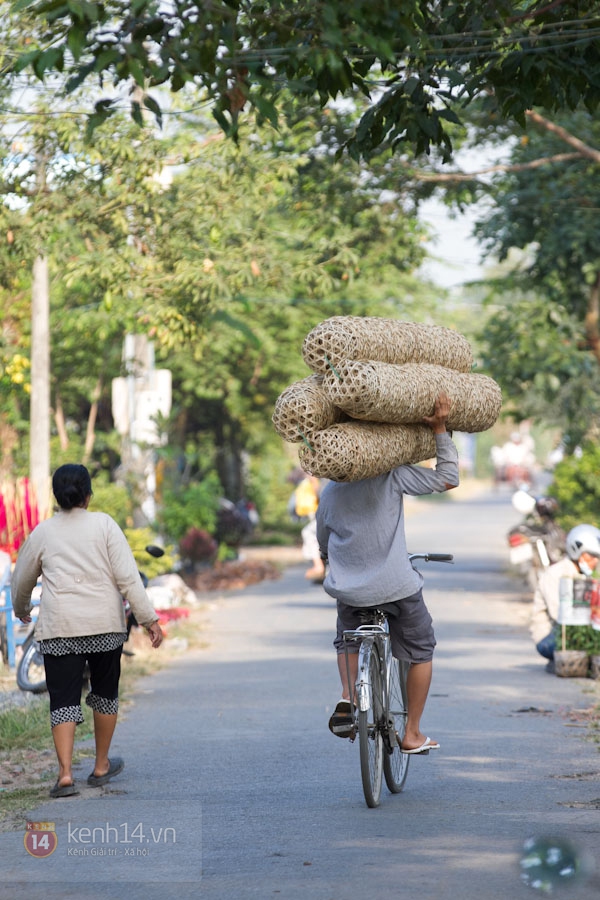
[0,787,54,830]
[0,699,52,751]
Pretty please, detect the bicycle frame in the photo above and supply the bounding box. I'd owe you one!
[342,615,395,749]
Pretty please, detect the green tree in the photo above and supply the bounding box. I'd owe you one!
[146,110,442,502]
[6,1,600,160]
[0,94,177,482]
[550,444,600,531]
[471,109,600,446]
[1,98,444,520]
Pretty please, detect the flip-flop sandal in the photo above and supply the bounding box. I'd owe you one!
[50,780,79,798]
[87,757,125,787]
[400,737,440,755]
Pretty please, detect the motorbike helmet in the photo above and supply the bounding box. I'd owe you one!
[535,497,559,519]
[565,524,600,562]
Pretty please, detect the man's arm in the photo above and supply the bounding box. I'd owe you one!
[423,392,459,492]
[394,393,459,495]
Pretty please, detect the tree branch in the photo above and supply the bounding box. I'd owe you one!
[506,0,569,24]
[408,152,583,183]
[525,110,600,164]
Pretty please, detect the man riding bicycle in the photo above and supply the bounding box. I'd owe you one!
[316,393,459,754]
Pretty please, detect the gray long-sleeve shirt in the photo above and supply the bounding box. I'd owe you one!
[316,432,459,606]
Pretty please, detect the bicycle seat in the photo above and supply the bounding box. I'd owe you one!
[356,608,385,625]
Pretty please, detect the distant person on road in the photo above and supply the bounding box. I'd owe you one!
[11,464,164,798]
[317,394,459,754]
[293,474,326,583]
[530,523,600,672]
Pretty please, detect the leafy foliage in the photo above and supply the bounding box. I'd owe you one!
[158,475,222,543]
[6,1,600,159]
[178,527,218,565]
[123,526,177,578]
[550,445,600,533]
[474,109,600,317]
[88,481,133,530]
[0,81,446,527]
[562,625,600,654]
[479,293,600,447]
[474,108,600,444]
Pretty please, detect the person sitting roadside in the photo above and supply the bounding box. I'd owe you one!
[530,523,600,672]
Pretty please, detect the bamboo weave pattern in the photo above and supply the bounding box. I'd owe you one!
[298,422,437,482]
[302,316,473,374]
[323,361,502,433]
[271,375,345,442]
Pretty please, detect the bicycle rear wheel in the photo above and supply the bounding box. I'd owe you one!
[383,657,410,792]
[358,643,384,808]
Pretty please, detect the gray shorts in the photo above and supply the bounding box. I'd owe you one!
[333,588,436,663]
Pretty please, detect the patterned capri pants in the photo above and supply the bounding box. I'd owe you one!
[43,646,122,728]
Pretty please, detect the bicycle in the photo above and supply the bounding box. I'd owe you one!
[341,552,454,808]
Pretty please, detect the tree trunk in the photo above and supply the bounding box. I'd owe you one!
[30,254,51,517]
[82,377,103,464]
[54,391,69,451]
[584,271,600,365]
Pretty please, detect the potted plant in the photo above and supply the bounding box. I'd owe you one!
[554,626,600,678]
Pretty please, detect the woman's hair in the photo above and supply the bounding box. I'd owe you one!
[52,464,92,510]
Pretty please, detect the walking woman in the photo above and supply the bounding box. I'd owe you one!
[12,464,164,798]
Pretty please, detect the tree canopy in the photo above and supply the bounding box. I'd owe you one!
[470,108,600,446]
[0,96,446,503]
[5,0,600,160]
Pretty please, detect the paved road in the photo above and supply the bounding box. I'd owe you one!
[2,486,600,899]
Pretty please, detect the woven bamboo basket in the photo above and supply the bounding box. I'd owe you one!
[272,375,345,442]
[298,422,437,482]
[554,650,590,678]
[322,361,502,433]
[302,316,473,375]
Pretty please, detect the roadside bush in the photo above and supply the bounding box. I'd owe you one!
[89,481,133,529]
[158,472,222,541]
[123,527,178,578]
[550,444,600,532]
[179,527,218,565]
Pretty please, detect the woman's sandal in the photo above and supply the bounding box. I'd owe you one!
[50,780,79,798]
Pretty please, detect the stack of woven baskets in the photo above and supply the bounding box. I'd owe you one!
[272,316,502,482]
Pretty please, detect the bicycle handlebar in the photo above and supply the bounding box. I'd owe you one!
[409,552,454,563]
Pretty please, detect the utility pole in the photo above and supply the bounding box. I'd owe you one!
[30,253,50,517]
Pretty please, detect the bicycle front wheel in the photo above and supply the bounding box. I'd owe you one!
[383,657,410,793]
[358,643,384,808]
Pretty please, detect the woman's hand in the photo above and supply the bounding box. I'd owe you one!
[19,615,32,624]
[146,621,164,648]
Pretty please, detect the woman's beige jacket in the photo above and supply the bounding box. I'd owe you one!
[11,508,159,640]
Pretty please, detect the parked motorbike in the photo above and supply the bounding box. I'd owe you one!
[16,544,164,694]
[215,498,259,549]
[507,490,565,592]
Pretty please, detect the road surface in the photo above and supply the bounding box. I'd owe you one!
[2,486,600,899]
